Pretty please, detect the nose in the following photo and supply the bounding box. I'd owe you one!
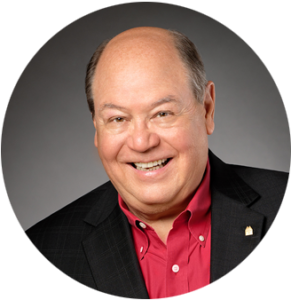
[127,121,160,152]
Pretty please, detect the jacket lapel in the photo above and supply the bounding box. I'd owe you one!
[209,151,265,282]
[82,183,149,298]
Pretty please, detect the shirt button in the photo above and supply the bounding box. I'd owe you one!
[199,235,205,242]
[172,264,179,273]
[139,222,146,229]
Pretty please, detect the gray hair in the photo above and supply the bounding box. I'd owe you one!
[168,29,207,104]
[85,29,207,118]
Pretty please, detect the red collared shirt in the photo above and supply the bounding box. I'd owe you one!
[119,160,211,298]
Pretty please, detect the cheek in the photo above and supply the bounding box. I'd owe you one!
[97,131,124,165]
[168,123,208,160]
[98,134,116,163]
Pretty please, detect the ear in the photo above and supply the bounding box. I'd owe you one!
[204,81,215,135]
[93,119,98,148]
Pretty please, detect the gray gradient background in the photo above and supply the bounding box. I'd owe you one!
[2,2,290,231]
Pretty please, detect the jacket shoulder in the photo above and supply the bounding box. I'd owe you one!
[231,164,288,195]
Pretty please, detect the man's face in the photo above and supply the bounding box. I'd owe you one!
[92,29,215,218]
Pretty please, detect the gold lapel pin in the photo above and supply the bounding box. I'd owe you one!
[245,226,253,236]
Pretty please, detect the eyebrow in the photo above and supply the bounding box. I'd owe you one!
[99,103,126,112]
[99,96,178,112]
[150,96,178,108]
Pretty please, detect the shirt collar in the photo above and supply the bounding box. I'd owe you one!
[118,194,141,228]
[186,158,211,246]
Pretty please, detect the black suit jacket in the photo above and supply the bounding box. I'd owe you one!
[26,151,288,298]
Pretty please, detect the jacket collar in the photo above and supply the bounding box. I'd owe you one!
[209,150,260,205]
[83,181,118,226]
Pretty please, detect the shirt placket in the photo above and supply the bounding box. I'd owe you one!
[166,220,189,297]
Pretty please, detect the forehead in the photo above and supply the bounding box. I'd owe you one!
[92,30,191,107]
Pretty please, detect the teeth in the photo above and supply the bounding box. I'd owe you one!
[134,159,168,171]
[136,165,162,171]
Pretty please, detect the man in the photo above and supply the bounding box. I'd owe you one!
[26,27,288,298]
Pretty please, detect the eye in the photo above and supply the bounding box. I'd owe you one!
[156,111,171,118]
[111,117,125,123]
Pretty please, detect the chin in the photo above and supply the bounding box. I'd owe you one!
[135,189,172,205]
[136,192,179,210]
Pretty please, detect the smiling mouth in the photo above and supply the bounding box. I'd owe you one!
[131,158,171,171]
